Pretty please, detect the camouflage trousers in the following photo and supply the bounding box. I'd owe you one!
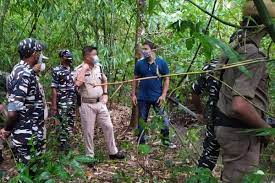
[11,125,45,165]
[57,104,76,146]
[198,124,220,170]
[198,106,220,171]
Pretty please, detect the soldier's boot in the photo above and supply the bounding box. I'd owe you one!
[109,151,125,160]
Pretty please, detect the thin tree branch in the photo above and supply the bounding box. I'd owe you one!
[172,0,218,95]
[185,0,258,29]
[122,14,135,49]
[29,1,47,37]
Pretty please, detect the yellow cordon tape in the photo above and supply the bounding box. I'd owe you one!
[94,58,272,87]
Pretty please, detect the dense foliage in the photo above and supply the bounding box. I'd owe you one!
[1,0,275,182]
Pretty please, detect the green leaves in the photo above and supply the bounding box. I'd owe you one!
[148,0,159,15]
[200,35,240,62]
[121,141,133,150]
[37,171,51,181]
[186,38,195,50]
[138,144,151,155]
[151,114,165,130]
[185,167,218,183]
[44,179,55,183]
[243,128,275,136]
[169,20,201,34]
[113,170,132,183]
[238,66,253,78]
[243,170,265,183]
[74,155,98,164]
[18,175,34,183]
[8,149,89,182]
[55,165,70,181]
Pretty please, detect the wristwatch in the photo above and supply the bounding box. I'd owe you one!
[103,92,108,95]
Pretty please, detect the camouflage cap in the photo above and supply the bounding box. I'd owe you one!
[18,38,46,59]
[59,49,73,60]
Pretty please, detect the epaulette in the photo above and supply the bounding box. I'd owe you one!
[74,64,83,71]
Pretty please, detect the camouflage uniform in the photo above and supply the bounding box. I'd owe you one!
[7,60,45,164]
[192,59,221,170]
[51,65,76,147]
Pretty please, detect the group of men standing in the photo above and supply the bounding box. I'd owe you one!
[132,4,274,181]
[0,40,125,166]
[51,47,125,160]
[0,0,274,182]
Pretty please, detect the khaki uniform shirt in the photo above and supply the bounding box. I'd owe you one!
[75,64,104,99]
[218,44,269,119]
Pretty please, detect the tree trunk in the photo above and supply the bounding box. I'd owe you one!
[129,0,146,130]
[94,3,99,46]
[0,0,10,45]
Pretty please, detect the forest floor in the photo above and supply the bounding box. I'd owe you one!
[0,103,256,182]
[82,104,222,182]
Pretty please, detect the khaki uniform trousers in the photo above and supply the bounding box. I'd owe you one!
[79,102,118,157]
[215,126,260,183]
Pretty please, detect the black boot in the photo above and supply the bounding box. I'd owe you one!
[87,162,96,171]
[109,151,125,160]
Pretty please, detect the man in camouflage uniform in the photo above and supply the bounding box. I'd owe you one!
[0,38,47,164]
[51,50,76,152]
[0,71,9,163]
[191,59,221,171]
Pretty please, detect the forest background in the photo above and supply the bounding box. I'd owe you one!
[0,0,275,182]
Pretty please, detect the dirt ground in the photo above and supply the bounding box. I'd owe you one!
[0,103,222,182]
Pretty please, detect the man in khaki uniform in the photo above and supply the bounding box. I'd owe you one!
[75,46,125,161]
[215,1,274,182]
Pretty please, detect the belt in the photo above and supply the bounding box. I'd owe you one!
[215,109,253,129]
[82,98,100,104]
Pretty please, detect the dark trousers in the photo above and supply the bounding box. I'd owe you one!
[198,124,220,170]
[58,106,76,146]
[57,97,76,147]
[137,100,169,144]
